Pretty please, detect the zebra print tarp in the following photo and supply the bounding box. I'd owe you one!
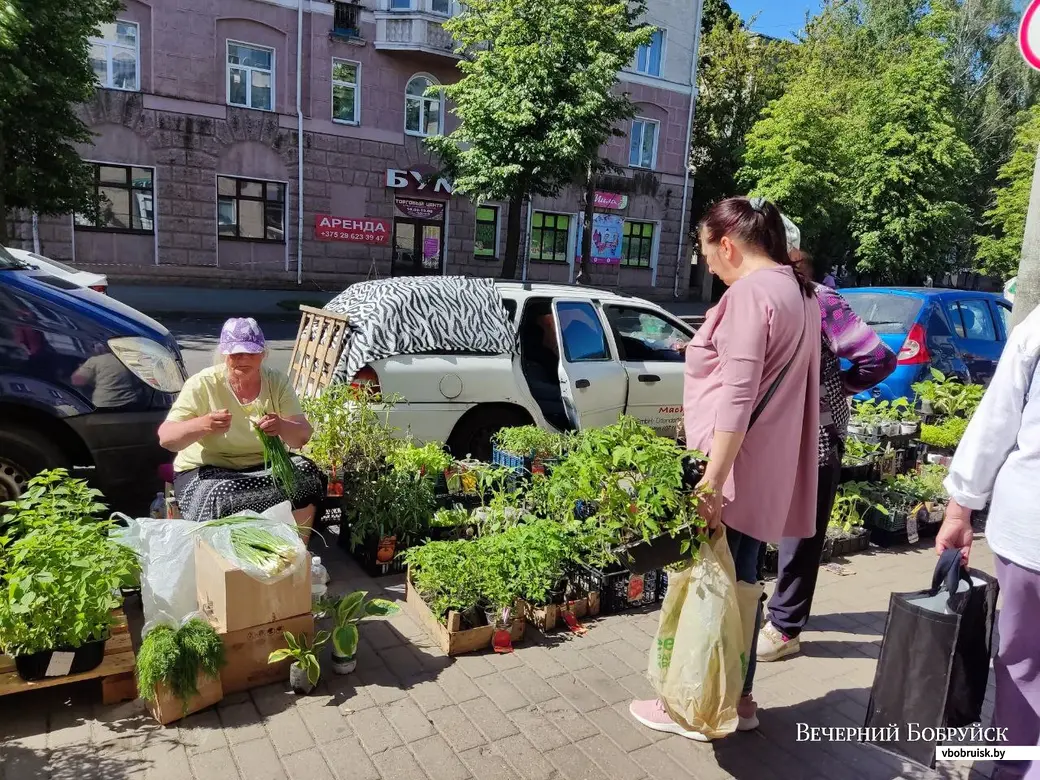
[324,277,515,385]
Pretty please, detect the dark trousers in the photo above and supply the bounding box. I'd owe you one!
[766,447,843,639]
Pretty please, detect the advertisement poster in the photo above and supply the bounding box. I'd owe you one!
[594,191,629,210]
[577,213,624,265]
[395,198,445,220]
[423,237,439,259]
[314,215,391,244]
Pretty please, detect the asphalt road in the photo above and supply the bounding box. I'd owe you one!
[169,318,297,376]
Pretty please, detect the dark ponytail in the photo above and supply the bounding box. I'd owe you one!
[698,196,815,298]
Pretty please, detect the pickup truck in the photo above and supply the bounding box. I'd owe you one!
[290,281,695,460]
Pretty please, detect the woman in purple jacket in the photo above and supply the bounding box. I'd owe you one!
[756,250,897,662]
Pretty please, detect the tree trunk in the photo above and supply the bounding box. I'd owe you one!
[1013,143,1040,328]
[576,163,594,285]
[502,192,525,280]
[0,133,7,245]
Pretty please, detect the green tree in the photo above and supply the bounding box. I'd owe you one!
[690,15,791,228]
[0,0,119,243]
[976,106,1040,281]
[427,0,653,279]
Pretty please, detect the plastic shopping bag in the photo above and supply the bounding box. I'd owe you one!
[196,501,307,584]
[114,517,201,629]
[648,530,745,739]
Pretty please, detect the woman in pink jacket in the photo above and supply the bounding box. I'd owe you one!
[631,196,820,738]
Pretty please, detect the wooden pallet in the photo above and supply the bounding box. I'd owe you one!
[288,305,350,398]
[0,610,136,705]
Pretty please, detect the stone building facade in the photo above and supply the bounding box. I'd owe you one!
[12,0,700,301]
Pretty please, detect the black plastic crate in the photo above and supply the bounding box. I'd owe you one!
[573,564,663,614]
[341,533,409,577]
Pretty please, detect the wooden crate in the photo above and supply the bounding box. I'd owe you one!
[405,569,524,656]
[0,610,136,705]
[288,305,350,398]
[522,593,600,633]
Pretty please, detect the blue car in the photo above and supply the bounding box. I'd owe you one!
[840,287,1012,401]
[0,247,186,513]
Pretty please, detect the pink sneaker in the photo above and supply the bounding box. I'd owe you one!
[629,699,710,742]
[737,695,759,731]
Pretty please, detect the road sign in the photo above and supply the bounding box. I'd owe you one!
[1020,0,1040,71]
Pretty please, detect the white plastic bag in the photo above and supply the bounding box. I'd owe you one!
[197,501,307,584]
[648,530,745,739]
[115,517,202,629]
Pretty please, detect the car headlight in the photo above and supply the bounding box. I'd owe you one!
[108,337,185,393]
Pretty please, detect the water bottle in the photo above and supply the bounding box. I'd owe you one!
[311,556,329,614]
[149,492,166,519]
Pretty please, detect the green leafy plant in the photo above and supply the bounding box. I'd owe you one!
[301,383,403,475]
[892,397,919,423]
[492,426,567,459]
[885,465,949,504]
[430,507,471,529]
[829,481,886,534]
[322,591,400,659]
[346,469,435,550]
[268,630,329,687]
[0,469,108,540]
[386,442,453,480]
[0,510,138,656]
[842,438,881,465]
[404,540,484,621]
[920,416,970,450]
[136,619,226,707]
[912,369,985,419]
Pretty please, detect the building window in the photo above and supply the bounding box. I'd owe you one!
[89,21,139,91]
[227,41,274,111]
[405,75,441,137]
[474,206,499,259]
[75,164,154,233]
[431,0,451,14]
[390,0,412,8]
[332,60,360,124]
[629,118,659,169]
[530,212,571,263]
[635,30,664,77]
[333,1,362,37]
[621,221,655,268]
[217,176,285,242]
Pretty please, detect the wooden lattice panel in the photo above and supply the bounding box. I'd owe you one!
[288,305,350,397]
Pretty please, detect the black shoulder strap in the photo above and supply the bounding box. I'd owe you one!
[747,303,809,432]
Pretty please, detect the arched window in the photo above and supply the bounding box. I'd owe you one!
[405,75,441,137]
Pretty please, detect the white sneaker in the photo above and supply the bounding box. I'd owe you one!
[756,621,800,662]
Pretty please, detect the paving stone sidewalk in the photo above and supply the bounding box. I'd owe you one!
[0,536,999,780]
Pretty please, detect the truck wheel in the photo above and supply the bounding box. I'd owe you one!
[447,406,533,462]
[0,426,68,502]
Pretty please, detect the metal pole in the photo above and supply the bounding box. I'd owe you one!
[672,0,705,299]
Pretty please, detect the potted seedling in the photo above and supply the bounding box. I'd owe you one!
[892,398,920,435]
[323,591,400,674]
[268,630,329,695]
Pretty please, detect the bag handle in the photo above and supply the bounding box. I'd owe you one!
[930,548,973,600]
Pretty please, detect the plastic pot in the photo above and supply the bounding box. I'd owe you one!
[331,653,357,675]
[289,662,316,695]
[14,636,107,682]
[900,421,919,435]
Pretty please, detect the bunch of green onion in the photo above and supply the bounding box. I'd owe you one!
[202,516,300,576]
[252,418,296,497]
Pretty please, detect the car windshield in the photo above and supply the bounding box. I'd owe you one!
[0,245,29,271]
[842,292,923,334]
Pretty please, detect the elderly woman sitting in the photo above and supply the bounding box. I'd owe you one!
[158,317,325,528]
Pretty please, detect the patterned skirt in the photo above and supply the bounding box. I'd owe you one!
[173,455,327,524]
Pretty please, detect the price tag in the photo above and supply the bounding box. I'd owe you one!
[907,504,925,545]
[627,574,645,603]
[45,651,75,677]
[562,611,588,635]
[491,629,514,653]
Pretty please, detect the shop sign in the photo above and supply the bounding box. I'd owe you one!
[576,213,624,265]
[594,191,628,210]
[314,215,391,244]
[423,237,440,259]
[395,198,445,220]
[386,168,454,196]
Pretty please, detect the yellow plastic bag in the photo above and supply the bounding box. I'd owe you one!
[648,530,745,739]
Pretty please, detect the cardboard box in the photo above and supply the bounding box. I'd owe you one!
[147,673,223,726]
[219,613,314,695]
[196,538,311,633]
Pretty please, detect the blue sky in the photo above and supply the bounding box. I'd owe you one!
[728,1,824,39]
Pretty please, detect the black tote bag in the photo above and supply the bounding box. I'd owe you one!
[863,549,999,768]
